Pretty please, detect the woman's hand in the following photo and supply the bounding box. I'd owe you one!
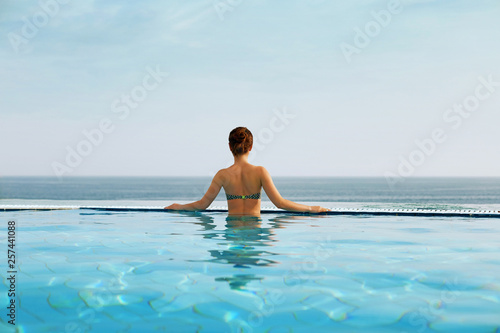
[164,203,183,210]
[310,206,331,213]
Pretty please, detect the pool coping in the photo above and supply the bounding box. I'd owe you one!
[1,205,500,218]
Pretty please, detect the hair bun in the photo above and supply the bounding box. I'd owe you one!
[229,127,253,156]
[236,132,246,142]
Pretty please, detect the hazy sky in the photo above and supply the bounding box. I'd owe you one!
[1,0,500,178]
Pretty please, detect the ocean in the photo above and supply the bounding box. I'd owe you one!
[1,176,499,206]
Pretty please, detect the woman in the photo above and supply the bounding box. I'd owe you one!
[165,127,330,216]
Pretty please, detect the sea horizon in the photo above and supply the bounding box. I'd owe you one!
[2,176,499,209]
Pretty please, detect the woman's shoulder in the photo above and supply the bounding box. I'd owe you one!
[248,164,268,176]
[215,167,229,177]
[257,165,267,173]
[217,164,267,175]
[241,163,264,170]
[252,164,266,171]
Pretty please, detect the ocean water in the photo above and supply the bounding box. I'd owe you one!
[1,177,500,207]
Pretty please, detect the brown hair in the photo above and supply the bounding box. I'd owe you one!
[229,127,253,156]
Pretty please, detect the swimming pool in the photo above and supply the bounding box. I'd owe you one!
[1,208,500,332]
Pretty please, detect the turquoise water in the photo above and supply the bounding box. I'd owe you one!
[1,209,500,332]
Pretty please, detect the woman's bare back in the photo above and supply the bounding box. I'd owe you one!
[164,126,330,215]
[219,163,262,216]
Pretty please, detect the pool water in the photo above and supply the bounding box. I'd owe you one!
[1,209,500,332]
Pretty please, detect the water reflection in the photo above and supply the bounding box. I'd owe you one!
[183,215,273,290]
[214,274,263,290]
[210,216,277,269]
[182,212,328,290]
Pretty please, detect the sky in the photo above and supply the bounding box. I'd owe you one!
[1,0,500,178]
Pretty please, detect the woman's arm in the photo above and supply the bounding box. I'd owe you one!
[164,171,223,211]
[260,167,330,213]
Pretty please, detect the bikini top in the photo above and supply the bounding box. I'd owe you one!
[226,192,261,200]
